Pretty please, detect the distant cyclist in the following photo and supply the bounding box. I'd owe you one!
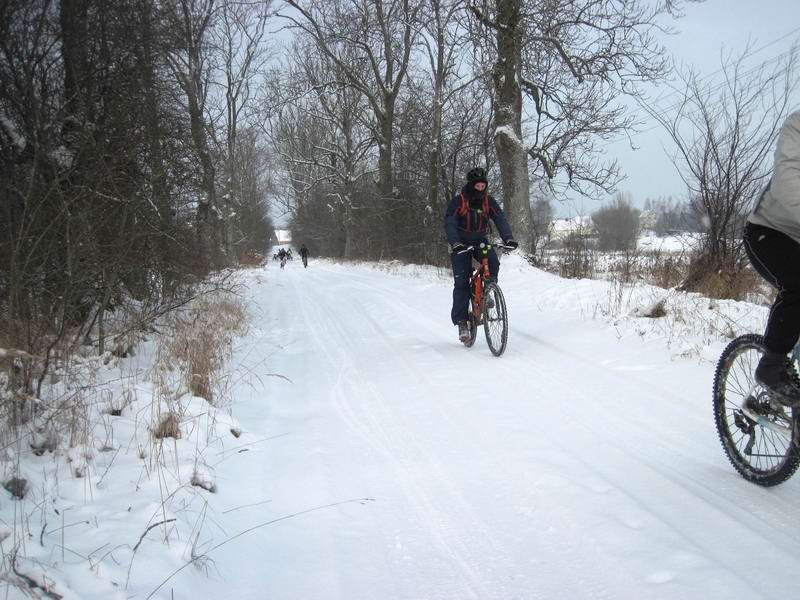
[277,247,288,269]
[299,244,309,268]
[744,109,800,406]
[444,167,517,342]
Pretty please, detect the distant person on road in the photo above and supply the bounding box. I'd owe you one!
[744,109,800,406]
[299,244,309,268]
[277,247,288,269]
[444,167,517,342]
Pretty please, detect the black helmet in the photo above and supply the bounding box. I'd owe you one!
[466,167,487,184]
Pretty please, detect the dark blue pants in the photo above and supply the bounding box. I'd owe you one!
[450,246,500,324]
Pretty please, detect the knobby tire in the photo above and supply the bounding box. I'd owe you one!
[713,334,800,486]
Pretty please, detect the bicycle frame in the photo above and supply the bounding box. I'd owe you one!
[469,242,492,320]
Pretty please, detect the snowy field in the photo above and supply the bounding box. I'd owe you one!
[2,252,798,599]
[637,231,702,253]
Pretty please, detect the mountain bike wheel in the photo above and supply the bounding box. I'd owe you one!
[482,282,508,357]
[713,334,800,486]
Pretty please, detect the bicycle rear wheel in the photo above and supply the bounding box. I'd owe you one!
[713,334,800,486]
[482,283,508,357]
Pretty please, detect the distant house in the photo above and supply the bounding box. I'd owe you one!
[271,229,292,246]
[551,216,594,240]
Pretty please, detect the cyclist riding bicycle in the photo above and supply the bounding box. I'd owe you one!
[744,109,800,407]
[445,167,517,341]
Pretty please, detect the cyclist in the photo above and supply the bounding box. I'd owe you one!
[277,247,288,269]
[444,167,517,341]
[299,244,309,268]
[744,109,800,406]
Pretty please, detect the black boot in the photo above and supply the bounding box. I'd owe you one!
[755,352,800,407]
[457,320,470,342]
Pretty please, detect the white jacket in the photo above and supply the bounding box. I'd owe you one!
[748,110,800,242]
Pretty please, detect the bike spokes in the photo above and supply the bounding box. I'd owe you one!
[482,283,508,357]
[713,334,800,486]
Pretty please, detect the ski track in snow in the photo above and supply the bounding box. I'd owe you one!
[205,257,799,600]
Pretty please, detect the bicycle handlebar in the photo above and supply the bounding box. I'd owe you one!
[456,242,516,255]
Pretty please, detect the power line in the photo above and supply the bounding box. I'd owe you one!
[647,25,800,112]
[599,42,800,150]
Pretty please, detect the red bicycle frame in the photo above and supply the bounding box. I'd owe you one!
[470,243,492,319]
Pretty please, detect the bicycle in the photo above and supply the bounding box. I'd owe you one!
[713,334,800,486]
[458,241,514,357]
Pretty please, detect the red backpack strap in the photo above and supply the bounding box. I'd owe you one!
[456,192,472,232]
[456,192,468,216]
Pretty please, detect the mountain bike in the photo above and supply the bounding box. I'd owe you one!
[713,334,800,486]
[459,242,514,357]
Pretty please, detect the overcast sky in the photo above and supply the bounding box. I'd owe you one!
[569,0,800,217]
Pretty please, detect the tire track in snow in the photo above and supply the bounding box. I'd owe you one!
[289,267,492,600]
[291,266,619,600]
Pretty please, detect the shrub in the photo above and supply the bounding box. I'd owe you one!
[592,195,641,251]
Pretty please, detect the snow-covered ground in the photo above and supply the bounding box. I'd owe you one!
[637,231,701,253]
[3,253,798,599]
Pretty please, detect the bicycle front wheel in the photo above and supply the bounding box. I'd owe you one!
[482,282,508,357]
[713,334,800,486]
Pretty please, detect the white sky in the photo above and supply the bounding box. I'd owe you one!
[569,0,800,217]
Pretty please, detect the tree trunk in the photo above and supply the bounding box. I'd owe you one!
[377,106,395,257]
[140,1,174,293]
[427,10,446,210]
[343,195,354,260]
[492,0,532,249]
[60,0,91,149]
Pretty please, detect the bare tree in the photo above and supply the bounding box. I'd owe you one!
[418,0,477,208]
[212,0,272,255]
[163,0,220,257]
[644,44,800,295]
[1,0,219,379]
[272,38,376,258]
[469,0,691,251]
[283,0,422,208]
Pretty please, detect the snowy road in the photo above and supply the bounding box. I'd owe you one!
[203,257,799,600]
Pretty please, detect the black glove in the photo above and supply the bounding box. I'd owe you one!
[451,243,467,254]
[503,239,519,250]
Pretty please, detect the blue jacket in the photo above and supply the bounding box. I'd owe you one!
[444,185,513,246]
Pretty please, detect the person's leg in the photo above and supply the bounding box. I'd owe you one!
[487,247,500,282]
[743,222,800,404]
[744,223,800,354]
[450,250,472,325]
